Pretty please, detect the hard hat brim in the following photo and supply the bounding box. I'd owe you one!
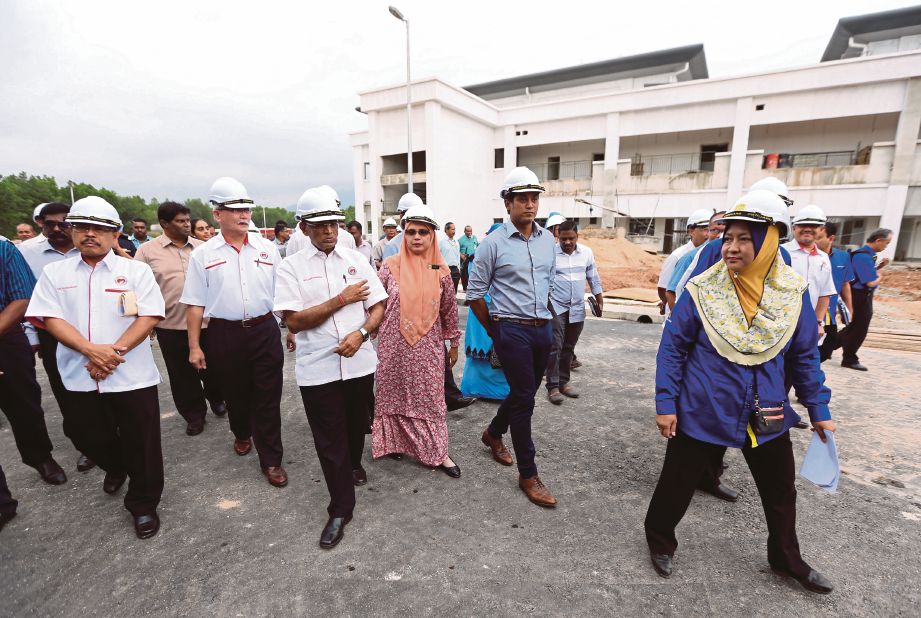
[209,198,255,209]
[65,215,121,230]
[793,218,826,225]
[298,212,346,224]
[715,211,774,227]
[402,215,438,229]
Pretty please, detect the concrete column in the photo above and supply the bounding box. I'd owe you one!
[602,112,622,228]
[604,112,620,170]
[503,125,516,169]
[366,111,383,229]
[726,97,753,204]
[879,77,921,257]
[424,101,440,206]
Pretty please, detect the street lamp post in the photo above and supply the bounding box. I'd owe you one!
[389,5,413,194]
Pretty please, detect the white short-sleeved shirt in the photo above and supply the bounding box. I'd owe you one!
[180,233,279,320]
[274,242,387,387]
[17,236,80,279]
[657,240,694,289]
[286,226,355,258]
[25,251,165,393]
[782,240,837,311]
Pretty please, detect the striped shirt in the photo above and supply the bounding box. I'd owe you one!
[1,239,37,313]
[549,243,603,323]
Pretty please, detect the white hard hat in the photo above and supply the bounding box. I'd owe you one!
[33,203,48,221]
[687,208,713,228]
[792,204,827,226]
[500,167,545,199]
[65,196,122,230]
[316,185,341,207]
[397,192,424,213]
[401,204,438,229]
[296,187,344,223]
[208,177,253,209]
[545,213,566,228]
[382,217,398,228]
[718,190,790,238]
[749,177,792,207]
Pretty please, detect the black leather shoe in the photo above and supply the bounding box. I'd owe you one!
[438,463,461,478]
[0,512,16,533]
[794,420,809,429]
[702,482,739,502]
[841,361,868,371]
[134,513,160,540]
[186,419,205,436]
[319,515,352,549]
[352,466,368,486]
[76,454,96,472]
[211,402,227,417]
[650,552,673,578]
[721,461,730,471]
[772,566,834,594]
[103,471,128,495]
[446,396,477,412]
[35,459,67,485]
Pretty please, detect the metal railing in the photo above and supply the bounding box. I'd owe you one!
[528,160,594,181]
[629,152,717,177]
[761,150,859,169]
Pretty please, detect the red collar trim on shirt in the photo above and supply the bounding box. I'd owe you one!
[798,244,818,256]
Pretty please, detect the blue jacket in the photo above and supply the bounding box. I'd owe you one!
[656,289,832,448]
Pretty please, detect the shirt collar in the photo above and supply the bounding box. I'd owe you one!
[74,249,118,271]
[213,233,249,250]
[157,234,193,249]
[797,244,819,256]
[502,220,545,238]
[555,243,580,256]
[302,239,343,260]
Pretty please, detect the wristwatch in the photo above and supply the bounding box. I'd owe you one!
[358,327,370,342]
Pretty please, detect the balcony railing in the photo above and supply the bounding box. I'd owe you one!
[761,150,859,169]
[529,160,594,181]
[628,152,725,177]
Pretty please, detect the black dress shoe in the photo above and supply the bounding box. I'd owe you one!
[211,402,228,417]
[186,419,205,436]
[721,461,730,471]
[0,512,16,533]
[352,466,368,486]
[134,512,160,540]
[438,463,461,478]
[76,454,96,472]
[702,482,739,502]
[319,515,352,549]
[103,471,128,495]
[772,566,834,594]
[650,551,673,578]
[35,459,67,485]
[841,361,868,371]
[446,396,477,412]
[387,453,403,460]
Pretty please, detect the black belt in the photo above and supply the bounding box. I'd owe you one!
[491,316,549,327]
[210,312,274,328]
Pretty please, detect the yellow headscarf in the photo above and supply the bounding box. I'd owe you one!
[729,225,779,325]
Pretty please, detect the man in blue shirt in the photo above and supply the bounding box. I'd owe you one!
[439,222,461,292]
[458,225,479,291]
[815,222,853,362]
[468,167,557,508]
[838,228,892,371]
[0,237,67,487]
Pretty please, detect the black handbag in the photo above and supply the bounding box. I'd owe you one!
[749,371,785,435]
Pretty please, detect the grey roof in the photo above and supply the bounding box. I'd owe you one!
[463,44,708,100]
[822,5,921,61]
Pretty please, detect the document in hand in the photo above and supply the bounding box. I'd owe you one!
[800,431,840,493]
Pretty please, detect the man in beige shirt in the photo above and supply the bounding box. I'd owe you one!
[135,202,226,435]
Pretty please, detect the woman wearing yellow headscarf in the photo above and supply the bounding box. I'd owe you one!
[644,190,837,594]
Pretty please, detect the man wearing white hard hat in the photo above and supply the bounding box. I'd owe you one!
[373,217,399,270]
[26,196,167,539]
[181,177,288,489]
[274,189,387,549]
[782,205,836,341]
[657,209,711,314]
[285,186,354,258]
[544,212,566,240]
[468,166,559,508]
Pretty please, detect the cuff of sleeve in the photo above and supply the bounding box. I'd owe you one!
[807,405,832,423]
[273,302,303,313]
[466,292,484,302]
[656,401,677,415]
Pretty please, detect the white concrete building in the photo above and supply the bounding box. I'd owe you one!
[350,6,921,259]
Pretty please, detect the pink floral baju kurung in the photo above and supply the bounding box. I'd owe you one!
[371,263,461,465]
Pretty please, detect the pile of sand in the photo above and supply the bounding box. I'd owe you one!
[578,233,663,291]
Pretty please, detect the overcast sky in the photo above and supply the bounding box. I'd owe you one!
[0,0,915,209]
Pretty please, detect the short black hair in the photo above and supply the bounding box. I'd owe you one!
[444,222,454,232]
[559,220,579,233]
[132,217,148,225]
[157,201,189,224]
[39,202,70,219]
[346,220,362,232]
[867,228,892,243]
[822,221,838,238]
[274,222,287,236]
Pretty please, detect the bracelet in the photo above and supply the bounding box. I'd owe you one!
[337,294,346,306]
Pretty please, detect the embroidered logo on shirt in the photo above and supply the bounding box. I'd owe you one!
[260,251,269,260]
[115,276,127,285]
[348,266,357,276]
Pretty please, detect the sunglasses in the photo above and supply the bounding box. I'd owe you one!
[42,221,73,231]
[404,228,431,237]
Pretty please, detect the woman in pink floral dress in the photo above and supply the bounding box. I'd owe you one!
[372,205,462,478]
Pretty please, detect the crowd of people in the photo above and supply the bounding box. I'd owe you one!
[2,165,887,594]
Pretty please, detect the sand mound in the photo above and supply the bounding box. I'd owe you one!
[580,236,663,270]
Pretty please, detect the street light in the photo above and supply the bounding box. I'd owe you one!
[388,5,413,193]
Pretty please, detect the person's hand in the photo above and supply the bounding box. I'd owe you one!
[84,360,114,381]
[286,331,296,352]
[82,343,126,372]
[812,419,836,443]
[656,414,677,439]
[189,346,207,370]
[335,331,364,358]
[877,257,890,269]
[817,322,825,337]
[657,300,665,315]
[449,346,458,367]
[340,280,370,305]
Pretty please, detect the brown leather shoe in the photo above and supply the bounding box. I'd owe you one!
[519,475,557,508]
[262,466,288,488]
[481,429,513,466]
[233,438,252,456]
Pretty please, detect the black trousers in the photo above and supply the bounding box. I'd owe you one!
[644,431,810,578]
[66,385,163,516]
[460,259,470,291]
[0,463,17,515]
[0,329,54,467]
[155,327,223,424]
[545,311,584,391]
[448,266,460,293]
[37,329,77,439]
[299,374,374,518]
[205,318,284,468]
[819,323,838,363]
[444,344,463,404]
[840,288,873,365]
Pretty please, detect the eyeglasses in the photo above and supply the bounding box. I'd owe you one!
[42,221,73,231]
[72,223,115,233]
[217,207,252,214]
[404,228,431,237]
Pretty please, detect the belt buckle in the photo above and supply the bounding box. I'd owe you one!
[241,318,252,328]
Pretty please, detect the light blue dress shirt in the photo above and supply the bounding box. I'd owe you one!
[549,244,603,322]
[439,237,461,268]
